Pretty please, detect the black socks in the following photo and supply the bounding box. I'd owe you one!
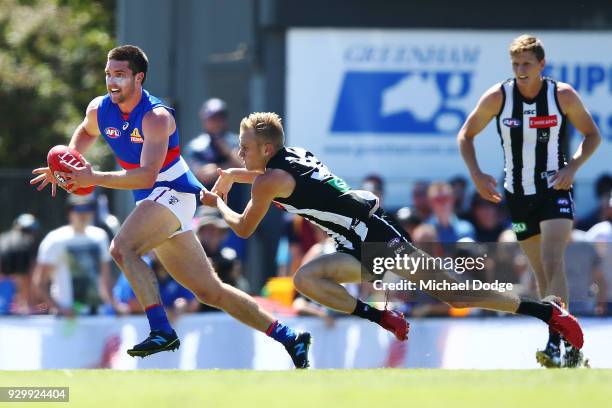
[516,300,553,323]
[352,299,383,323]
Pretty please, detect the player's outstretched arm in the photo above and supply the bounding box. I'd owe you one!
[550,83,601,190]
[202,169,294,238]
[221,167,264,184]
[211,167,264,202]
[457,84,503,203]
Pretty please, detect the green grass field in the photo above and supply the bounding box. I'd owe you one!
[1,369,611,408]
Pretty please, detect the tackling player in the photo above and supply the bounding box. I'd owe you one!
[201,111,585,356]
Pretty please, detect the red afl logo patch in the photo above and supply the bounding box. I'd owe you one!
[105,127,121,139]
[529,115,558,128]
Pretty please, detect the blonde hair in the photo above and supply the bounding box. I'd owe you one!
[240,112,285,148]
[509,34,545,61]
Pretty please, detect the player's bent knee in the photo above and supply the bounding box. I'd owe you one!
[293,268,315,293]
[110,235,141,265]
[293,273,305,293]
[110,238,134,264]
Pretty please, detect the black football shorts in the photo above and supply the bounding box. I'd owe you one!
[505,188,574,241]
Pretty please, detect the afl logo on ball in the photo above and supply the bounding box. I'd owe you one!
[104,127,121,139]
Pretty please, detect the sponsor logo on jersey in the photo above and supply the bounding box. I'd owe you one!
[104,127,121,138]
[529,115,558,128]
[512,222,527,233]
[122,122,129,130]
[168,195,179,205]
[130,128,144,143]
[502,118,522,128]
[394,244,408,255]
[523,109,536,115]
[557,198,570,206]
[326,176,351,193]
[560,208,571,214]
[387,237,401,248]
[540,170,557,179]
[540,170,557,188]
[537,130,550,143]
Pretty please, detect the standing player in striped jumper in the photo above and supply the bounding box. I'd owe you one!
[201,112,585,358]
[457,35,600,367]
[31,45,310,368]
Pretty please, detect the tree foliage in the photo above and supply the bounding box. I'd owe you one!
[0,0,115,168]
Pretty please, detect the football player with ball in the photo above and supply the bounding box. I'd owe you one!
[30,45,311,368]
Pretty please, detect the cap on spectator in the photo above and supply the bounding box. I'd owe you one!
[67,194,96,213]
[195,206,229,230]
[200,98,228,119]
[13,213,39,232]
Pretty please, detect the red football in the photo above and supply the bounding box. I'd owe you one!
[47,145,94,196]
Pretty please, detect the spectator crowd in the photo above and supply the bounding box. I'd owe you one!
[1,98,610,322]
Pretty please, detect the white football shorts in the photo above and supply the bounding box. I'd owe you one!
[137,186,196,238]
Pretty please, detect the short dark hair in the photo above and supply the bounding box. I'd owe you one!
[449,175,467,188]
[107,45,149,85]
[362,174,385,193]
